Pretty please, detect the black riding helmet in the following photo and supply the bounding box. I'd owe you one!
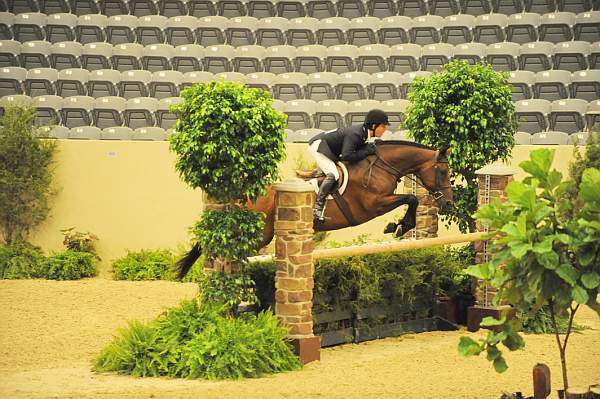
[364,109,390,127]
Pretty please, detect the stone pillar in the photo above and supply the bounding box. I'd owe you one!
[404,175,439,239]
[467,164,516,332]
[272,178,320,364]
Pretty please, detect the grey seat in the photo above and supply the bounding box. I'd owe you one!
[368,71,402,100]
[347,17,380,46]
[288,128,321,142]
[68,126,102,139]
[378,16,412,45]
[590,42,600,69]
[283,99,317,130]
[39,125,70,138]
[156,96,181,128]
[461,0,492,15]
[106,15,138,45]
[181,70,214,88]
[196,16,227,46]
[20,40,52,69]
[570,70,600,101]
[514,131,531,144]
[399,70,431,98]
[286,17,318,46]
[442,14,475,44]
[136,15,167,45]
[549,98,588,133]
[474,13,508,44]
[50,41,83,70]
[585,100,600,131]
[307,0,336,19]
[276,0,307,19]
[216,0,247,17]
[81,42,113,70]
[112,43,144,71]
[421,43,453,71]
[14,13,46,42]
[88,68,120,97]
[0,66,26,96]
[294,44,327,73]
[150,70,183,98]
[247,0,277,18]
[272,72,308,100]
[325,44,358,73]
[203,44,235,73]
[397,0,428,17]
[76,14,108,44]
[129,0,159,16]
[56,68,89,97]
[124,96,158,128]
[316,17,350,46]
[574,11,600,43]
[410,15,443,45]
[0,40,21,66]
[306,71,338,100]
[336,0,367,18]
[345,99,380,125]
[567,131,589,145]
[531,130,569,145]
[429,0,461,16]
[25,67,58,96]
[525,0,557,13]
[166,16,199,46]
[132,126,167,140]
[92,95,126,127]
[553,41,590,71]
[519,41,554,72]
[314,99,348,129]
[508,70,535,101]
[388,43,420,73]
[100,0,131,15]
[452,42,487,65]
[514,99,551,133]
[559,0,595,13]
[244,71,275,90]
[381,98,409,127]
[188,0,218,17]
[539,12,576,43]
[41,0,71,13]
[368,0,396,18]
[70,0,101,16]
[534,70,571,101]
[142,43,174,71]
[225,16,258,46]
[486,41,519,71]
[336,71,371,101]
[507,12,540,44]
[45,12,76,43]
[214,71,246,83]
[0,94,32,116]
[0,12,14,40]
[356,43,390,73]
[119,69,151,99]
[9,0,40,14]
[100,126,134,140]
[232,45,265,74]
[172,44,204,72]
[61,95,94,127]
[256,17,288,46]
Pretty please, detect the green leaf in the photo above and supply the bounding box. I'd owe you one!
[579,168,600,205]
[520,149,554,181]
[532,237,554,254]
[510,242,532,259]
[493,356,508,373]
[581,272,600,289]
[458,336,482,357]
[537,251,559,270]
[465,263,492,280]
[572,285,589,304]
[480,316,506,327]
[556,264,579,286]
[486,345,501,361]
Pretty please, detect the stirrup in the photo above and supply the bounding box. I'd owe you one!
[313,204,327,221]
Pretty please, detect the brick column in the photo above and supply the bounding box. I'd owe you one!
[467,165,516,332]
[272,178,320,364]
[404,175,439,239]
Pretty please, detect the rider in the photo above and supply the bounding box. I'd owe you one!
[308,109,390,220]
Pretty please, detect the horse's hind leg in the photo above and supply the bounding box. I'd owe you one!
[376,194,418,237]
[395,195,418,238]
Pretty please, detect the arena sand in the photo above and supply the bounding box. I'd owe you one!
[1,279,598,399]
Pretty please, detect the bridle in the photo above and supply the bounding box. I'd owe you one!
[363,148,452,203]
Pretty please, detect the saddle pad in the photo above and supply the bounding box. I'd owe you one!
[308,162,349,199]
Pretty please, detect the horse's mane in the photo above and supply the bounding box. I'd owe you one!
[374,139,435,151]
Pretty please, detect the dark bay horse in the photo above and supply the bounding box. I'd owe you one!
[176,140,453,279]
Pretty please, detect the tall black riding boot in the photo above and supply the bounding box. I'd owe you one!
[313,173,337,221]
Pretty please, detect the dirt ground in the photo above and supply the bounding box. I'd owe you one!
[0,279,598,399]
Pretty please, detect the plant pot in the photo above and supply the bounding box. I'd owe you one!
[455,293,475,325]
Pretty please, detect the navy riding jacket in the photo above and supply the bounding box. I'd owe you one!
[308,125,375,163]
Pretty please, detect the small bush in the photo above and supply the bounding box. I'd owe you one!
[93,300,301,379]
[60,227,100,257]
[0,241,46,279]
[197,271,257,315]
[518,307,589,335]
[41,250,97,280]
[111,248,204,282]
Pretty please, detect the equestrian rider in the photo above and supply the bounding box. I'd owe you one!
[308,109,390,220]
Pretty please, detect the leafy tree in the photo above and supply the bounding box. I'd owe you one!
[404,61,515,233]
[0,104,58,244]
[563,130,600,217]
[458,149,600,393]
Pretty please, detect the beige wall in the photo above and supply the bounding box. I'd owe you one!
[28,141,580,276]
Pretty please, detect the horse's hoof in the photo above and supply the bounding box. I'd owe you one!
[384,222,397,234]
[394,224,413,238]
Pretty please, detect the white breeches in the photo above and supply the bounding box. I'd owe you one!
[308,140,340,181]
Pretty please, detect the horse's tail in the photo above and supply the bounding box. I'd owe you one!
[175,242,201,280]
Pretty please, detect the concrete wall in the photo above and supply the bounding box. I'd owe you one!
[27,141,580,276]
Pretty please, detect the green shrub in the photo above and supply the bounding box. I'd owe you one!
[197,271,258,315]
[41,250,97,280]
[111,248,204,282]
[518,306,589,335]
[0,241,46,279]
[93,300,301,379]
[60,227,100,257]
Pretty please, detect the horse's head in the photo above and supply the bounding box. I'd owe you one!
[417,147,453,212]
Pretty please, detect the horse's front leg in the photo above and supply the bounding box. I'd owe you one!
[376,194,419,237]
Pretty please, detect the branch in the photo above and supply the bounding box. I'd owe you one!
[548,298,564,353]
[563,304,580,351]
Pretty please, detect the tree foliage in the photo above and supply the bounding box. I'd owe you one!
[0,104,58,244]
[458,149,600,392]
[404,61,515,232]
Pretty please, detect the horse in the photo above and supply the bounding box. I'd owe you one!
[175,140,453,279]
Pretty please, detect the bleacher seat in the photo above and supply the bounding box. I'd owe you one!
[584,99,600,130]
[519,41,554,71]
[33,94,61,125]
[203,44,235,72]
[388,43,420,73]
[8,0,40,14]
[514,131,532,144]
[508,70,535,101]
[245,71,276,90]
[0,66,26,96]
[461,0,492,15]
[217,0,247,17]
[40,125,69,138]
[400,70,431,98]
[61,94,94,127]
[442,14,475,44]
[531,130,569,145]
[50,41,83,70]
[307,0,336,19]
[507,12,540,44]
[150,70,183,98]
[337,0,367,18]
[188,0,218,17]
[554,41,590,71]
[368,0,397,18]
[429,0,460,17]
[571,69,600,101]
[277,0,306,20]
[142,43,174,71]
[88,68,120,97]
[346,99,380,124]
[42,0,71,14]
[325,44,358,73]
[380,98,409,127]
[574,10,600,42]
[255,17,288,46]
[398,0,428,17]
[474,13,508,44]
[14,12,47,42]
[283,99,317,130]
[129,0,159,17]
[56,68,89,97]
[92,95,126,127]
[106,14,137,45]
[132,126,166,140]
[124,96,158,128]
[525,0,557,14]
[181,70,214,88]
[247,0,277,18]
[81,42,112,70]
[410,15,443,45]
[347,17,380,46]
[378,16,412,45]
[100,0,130,16]
[336,71,370,100]
[539,12,576,43]
[156,96,181,128]
[314,99,347,129]
[316,17,350,46]
[368,71,402,100]
[421,42,453,71]
[272,72,307,100]
[486,41,519,70]
[453,42,487,64]
[306,71,339,100]
[295,44,327,73]
[0,12,14,40]
[0,40,21,66]
[549,98,588,133]
[215,71,246,83]
[226,16,259,46]
[264,45,296,73]
[25,67,57,96]
[196,16,227,45]
[287,17,318,46]
[136,15,167,45]
[20,40,52,69]
[101,125,133,139]
[356,44,389,73]
[69,126,101,139]
[534,70,571,101]
[172,44,204,72]
[45,12,77,43]
[112,43,144,71]
[568,131,589,145]
[165,16,199,46]
[514,98,551,132]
